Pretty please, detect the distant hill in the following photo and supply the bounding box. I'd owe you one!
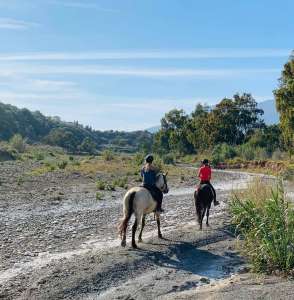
[146,99,279,133]
[0,102,153,153]
[146,126,161,134]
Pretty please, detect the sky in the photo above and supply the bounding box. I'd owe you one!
[0,0,293,131]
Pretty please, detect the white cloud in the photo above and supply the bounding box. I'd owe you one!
[48,1,119,12]
[0,49,290,61]
[0,17,39,30]
[0,64,280,78]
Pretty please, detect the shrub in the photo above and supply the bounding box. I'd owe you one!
[133,152,145,166]
[153,155,164,171]
[113,177,128,188]
[9,134,26,153]
[106,183,115,191]
[212,143,236,165]
[237,144,255,160]
[101,149,114,161]
[57,160,68,169]
[162,153,175,165]
[230,180,294,274]
[96,192,103,200]
[96,180,106,190]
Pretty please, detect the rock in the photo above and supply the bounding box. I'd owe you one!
[200,277,210,284]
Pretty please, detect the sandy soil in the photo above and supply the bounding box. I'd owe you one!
[0,161,293,300]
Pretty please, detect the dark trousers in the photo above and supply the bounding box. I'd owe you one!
[200,180,216,201]
[143,184,163,210]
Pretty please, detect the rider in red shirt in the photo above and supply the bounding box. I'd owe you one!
[198,159,219,206]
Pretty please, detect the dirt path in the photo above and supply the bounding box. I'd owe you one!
[0,163,293,299]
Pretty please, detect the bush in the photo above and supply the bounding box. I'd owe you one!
[57,160,68,169]
[96,180,106,190]
[96,192,103,200]
[212,143,237,165]
[133,152,145,166]
[237,144,255,160]
[9,134,26,153]
[106,183,115,191]
[230,180,294,274]
[113,177,128,189]
[162,153,175,165]
[101,149,114,161]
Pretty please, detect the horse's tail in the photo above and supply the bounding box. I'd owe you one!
[118,191,136,238]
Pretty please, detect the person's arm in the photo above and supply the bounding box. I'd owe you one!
[140,167,144,178]
[198,167,201,179]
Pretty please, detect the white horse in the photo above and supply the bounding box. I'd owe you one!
[118,173,169,248]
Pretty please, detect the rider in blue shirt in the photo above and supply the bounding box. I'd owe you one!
[141,154,164,213]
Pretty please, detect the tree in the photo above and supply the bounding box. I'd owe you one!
[274,53,294,157]
[158,109,194,155]
[210,93,264,145]
[79,137,97,154]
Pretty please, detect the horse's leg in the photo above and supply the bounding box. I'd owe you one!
[200,208,206,230]
[132,218,138,248]
[156,213,163,239]
[121,216,130,247]
[206,208,210,226]
[138,215,146,243]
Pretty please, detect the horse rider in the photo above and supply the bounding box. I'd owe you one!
[141,154,164,213]
[198,159,219,206]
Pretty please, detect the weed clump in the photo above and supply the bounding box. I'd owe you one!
[230,179,294,275]
[96,180,106,190]
[57,160,68,169]
[101,149,114,161]
[96,192,104,200]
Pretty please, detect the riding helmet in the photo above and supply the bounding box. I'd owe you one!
[145,154,154,163]
[202,159,209,165]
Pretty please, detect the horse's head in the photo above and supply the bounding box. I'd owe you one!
[156,172,169,194]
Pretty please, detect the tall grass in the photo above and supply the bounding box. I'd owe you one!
[230,179,294,275]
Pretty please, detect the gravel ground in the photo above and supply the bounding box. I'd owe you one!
[0,161,293,300]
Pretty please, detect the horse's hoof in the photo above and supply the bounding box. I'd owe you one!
[121,240,126,247]
[138,238,143,243]
[206,223,210,227]
[132,243,138,249]
[158,234,163,239]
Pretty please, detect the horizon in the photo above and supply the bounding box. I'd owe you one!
[0,1,293,130]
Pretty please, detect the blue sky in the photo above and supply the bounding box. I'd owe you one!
[0,0,293,130]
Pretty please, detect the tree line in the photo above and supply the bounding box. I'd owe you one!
[153,53,294,161]
[0,102,153,154]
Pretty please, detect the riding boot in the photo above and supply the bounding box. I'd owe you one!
[156,198,164,213]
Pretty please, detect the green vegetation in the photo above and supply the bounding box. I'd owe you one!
[230,180,294,275]
[0,102,153,154]
[154,93,268,157]
[96,192,104,201]
[101,149,114,161]
[9,134,26,153]
[274,54,294,157]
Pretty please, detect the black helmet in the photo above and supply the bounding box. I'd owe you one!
[145,154,154,163]
[202,159,209,165]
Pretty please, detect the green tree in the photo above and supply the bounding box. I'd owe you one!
[274,53,294,157]
[157,109,194,155]
[79,137,97,154]
[210,93,264,145]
